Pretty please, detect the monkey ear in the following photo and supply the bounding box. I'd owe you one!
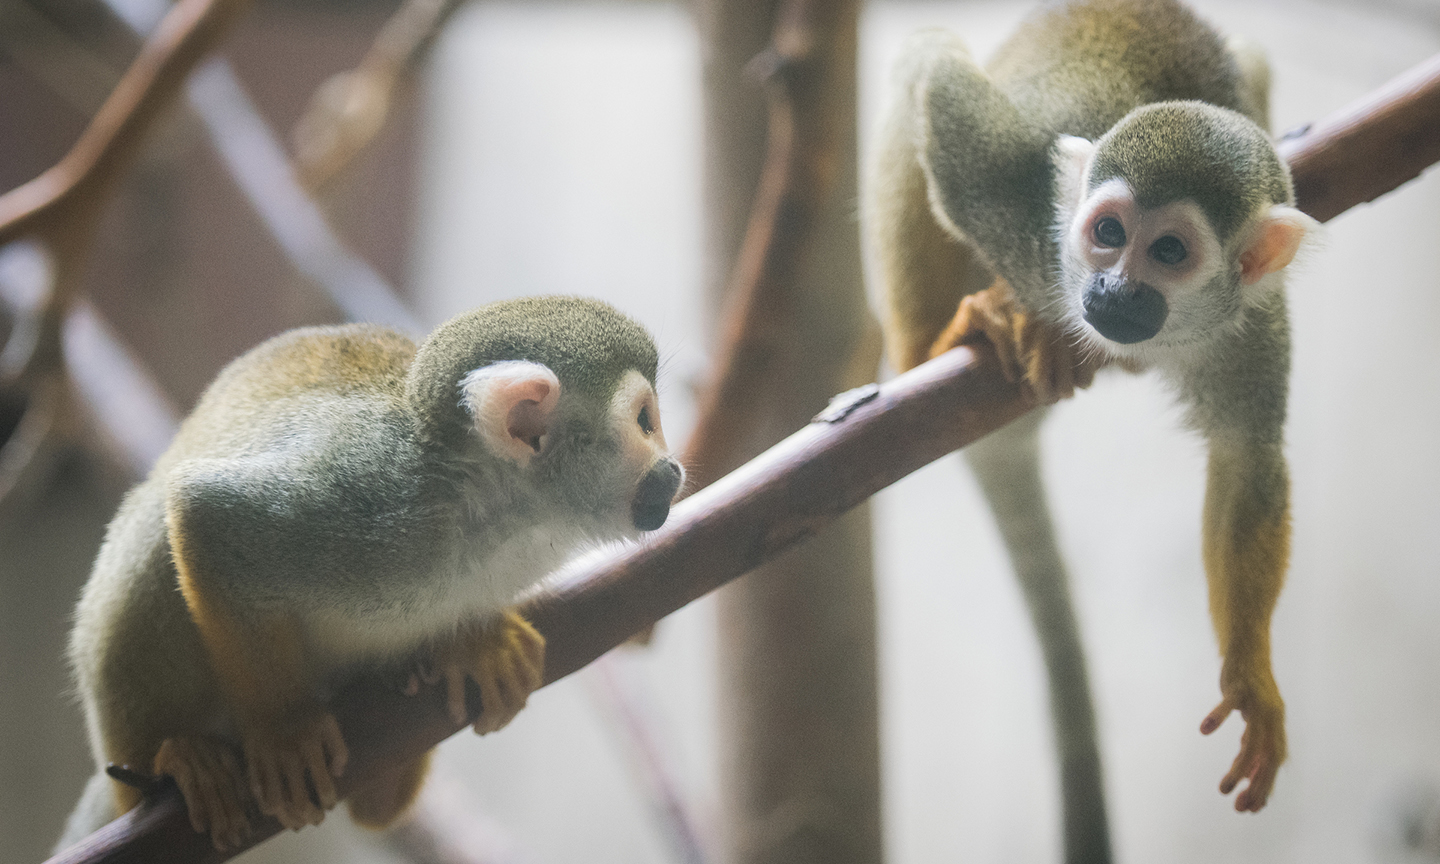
[1052,135,1095,210]
[459,361,561,465]
[1239,206,1313,285]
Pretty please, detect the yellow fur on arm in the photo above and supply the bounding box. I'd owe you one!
[1201,437,1290,662]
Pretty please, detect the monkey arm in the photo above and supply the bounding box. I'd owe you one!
[869,32,999,374]
[1197,435,1289,813]
[907,30,1056,301]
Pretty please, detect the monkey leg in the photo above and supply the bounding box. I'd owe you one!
[347,750,433,828]
[433,608,546,735]
[929,277,1101,404]
[154,735,252,850]
[967,411,1112,864]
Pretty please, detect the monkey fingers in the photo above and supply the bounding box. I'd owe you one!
[928,281,1026,384]
[1201,688,1286,812]
[243,711,348,831]
[436,609,546,735]
[930,279,1098,404]
[1016,317,1104,404]
[154,736,251,850]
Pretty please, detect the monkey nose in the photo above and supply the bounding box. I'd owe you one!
[631,458,684,531]
[1082,275,1168,344]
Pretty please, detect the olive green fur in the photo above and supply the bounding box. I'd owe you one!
[914,0,1294,305]
[58,295,667,851]
[989,0,1249,138]
[407,296,659,451]
[1091,102,1293,242]
[867,2,1310,860]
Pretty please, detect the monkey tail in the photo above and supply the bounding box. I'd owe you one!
[53,771,119,855]
[965,410,1113,864]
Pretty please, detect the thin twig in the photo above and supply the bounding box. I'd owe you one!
[98,0,421,334]
[292,0,466,191]
[42,48,1440,864]
[0,0,248,504]
[0,0,252,254]
[0,0,253,387]
[586,655,714,864]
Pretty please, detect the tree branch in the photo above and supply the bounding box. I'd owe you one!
[0,0,248,505]
[1279,54,1440,223]
[43,49,1440,864]
[291,0,465,192]
[0,0,251,253]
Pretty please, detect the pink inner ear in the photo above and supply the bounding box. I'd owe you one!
[1240,216,1306,285]
[501,377,556,452]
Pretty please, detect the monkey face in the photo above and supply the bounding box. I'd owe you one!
[608,370,685,532]
[1061,178,1230,358]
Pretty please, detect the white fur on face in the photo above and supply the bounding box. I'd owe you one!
[1058,178,1238,364]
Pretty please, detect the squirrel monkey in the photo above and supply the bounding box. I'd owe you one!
[865,0,1314,858]
[58,296,685,850]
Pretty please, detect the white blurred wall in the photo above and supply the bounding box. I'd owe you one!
[246,2,1440,862]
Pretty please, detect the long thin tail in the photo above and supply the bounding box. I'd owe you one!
[965,411,1112,864]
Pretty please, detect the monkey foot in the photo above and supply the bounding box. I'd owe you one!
[929,277,1102,404]
[242,711,349,831]
[154,735,252,850]
[434,608,546,735]
[1200,674,1287,812]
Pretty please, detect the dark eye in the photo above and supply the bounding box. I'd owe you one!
[638,405,654,435]
[1149,235,1187,265]
[1093,216,1126,248]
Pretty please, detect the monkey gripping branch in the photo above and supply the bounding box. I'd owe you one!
[40,38,1440,864]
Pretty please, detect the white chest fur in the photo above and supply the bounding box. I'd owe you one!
[305,521,588,667]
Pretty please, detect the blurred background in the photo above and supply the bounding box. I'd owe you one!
[2,0,1439,862]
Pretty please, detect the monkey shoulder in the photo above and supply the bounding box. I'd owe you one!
[159,324,463,606]
[166,324,416,460]
[1167,293,1291,441]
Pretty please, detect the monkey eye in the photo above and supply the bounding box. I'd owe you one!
[1093,216,1126,248]
[1150,235,1188,265]
[638,405,655,435]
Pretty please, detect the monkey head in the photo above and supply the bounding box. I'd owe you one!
[1052,102,1316,362]
[409,296,685,538]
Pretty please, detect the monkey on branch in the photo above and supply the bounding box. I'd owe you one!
[865,0,1315,860]
[59,297,685,851]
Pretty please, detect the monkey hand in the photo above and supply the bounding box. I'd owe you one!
[432,608,546,735]
[154,735,252,850]
[241,710,348,831]
[1200,663,1286,812]
[929,277,1101,404]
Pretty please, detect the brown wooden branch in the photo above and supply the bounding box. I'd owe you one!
[0,0,251,253]
[0,0,248,507]
[0,0,249,391]
[693,3,879,861]
[1279,53,1440,222]
[43,50,1440,864]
